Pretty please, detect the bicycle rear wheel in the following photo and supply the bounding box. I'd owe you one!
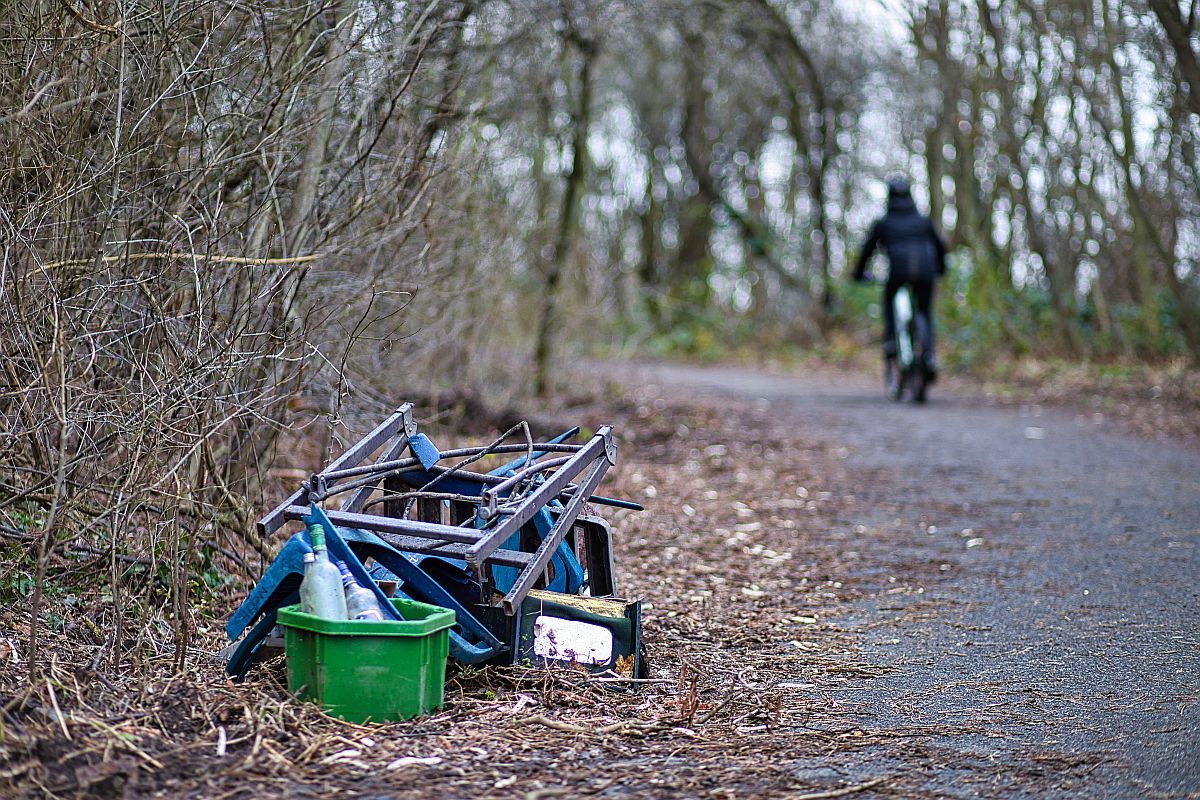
[906,363,927,403]
[909,312,930,403]
[884,356,902,401]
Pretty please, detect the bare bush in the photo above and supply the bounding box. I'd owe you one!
[0,0,477,678]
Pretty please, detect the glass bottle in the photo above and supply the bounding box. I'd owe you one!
[299,524,348,620]
[336,561,386,621]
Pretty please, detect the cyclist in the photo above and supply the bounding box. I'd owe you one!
[851,178,948,382]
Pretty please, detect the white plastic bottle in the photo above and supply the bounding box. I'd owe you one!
[299,525,348,620]
[336,561,386,621]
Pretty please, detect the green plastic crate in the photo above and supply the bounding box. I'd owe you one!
[278,598,455,723]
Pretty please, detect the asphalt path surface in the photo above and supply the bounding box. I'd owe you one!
[627,362,1200,799]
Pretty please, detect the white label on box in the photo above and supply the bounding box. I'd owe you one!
[532,615,613,665]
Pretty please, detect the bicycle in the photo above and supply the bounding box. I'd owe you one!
[884,283,932,404]
[856,274,934,404]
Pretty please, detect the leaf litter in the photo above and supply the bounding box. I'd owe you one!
[0,386,1117,799]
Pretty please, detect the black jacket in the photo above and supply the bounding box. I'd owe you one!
[852,188,947,282]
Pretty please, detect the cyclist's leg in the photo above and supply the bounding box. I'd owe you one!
[912,278,936,377]
[881,277,901,359]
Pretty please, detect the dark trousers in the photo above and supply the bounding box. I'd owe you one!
[882,277,935,360]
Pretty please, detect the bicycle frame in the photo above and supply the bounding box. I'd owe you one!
[894,286,914,369]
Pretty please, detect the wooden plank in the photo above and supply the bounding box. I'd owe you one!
[282,505,485,545]
[369,532,534,569]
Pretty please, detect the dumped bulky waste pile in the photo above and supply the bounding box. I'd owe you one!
[224,402,647,721]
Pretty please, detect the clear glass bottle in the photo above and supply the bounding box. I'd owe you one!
[299,524,348,620]
[336,561,386,621]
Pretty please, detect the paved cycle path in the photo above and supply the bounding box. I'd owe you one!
[626,362,1200,798]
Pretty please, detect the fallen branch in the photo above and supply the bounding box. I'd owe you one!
[514,714,669,735]
[513,714,590,734]
[525,777,617,800]
[696,688,739,725]
[790,776,891,800]
[524,790,572,800]
[28,251,323,276]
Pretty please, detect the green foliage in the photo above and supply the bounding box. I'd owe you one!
[6,502,45,534]
[0,566,37,602]
[629,246,1191,372]
[829,279,879,328]
[0,505,231,615]
[931,251,1188,370]
[1,504,44,602]
[646,313,730,361]
[630,314,735,363]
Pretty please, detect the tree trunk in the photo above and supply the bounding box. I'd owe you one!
[1148,0,1200,118]
[672,30,716,325]
[283,0,357,257]
[755,0,832,313]
[534,34,594,398]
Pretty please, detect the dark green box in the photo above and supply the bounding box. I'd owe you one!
[278,598,455,723]
[516,590,643,682]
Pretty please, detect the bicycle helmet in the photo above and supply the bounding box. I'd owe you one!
[886,177,911,197]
